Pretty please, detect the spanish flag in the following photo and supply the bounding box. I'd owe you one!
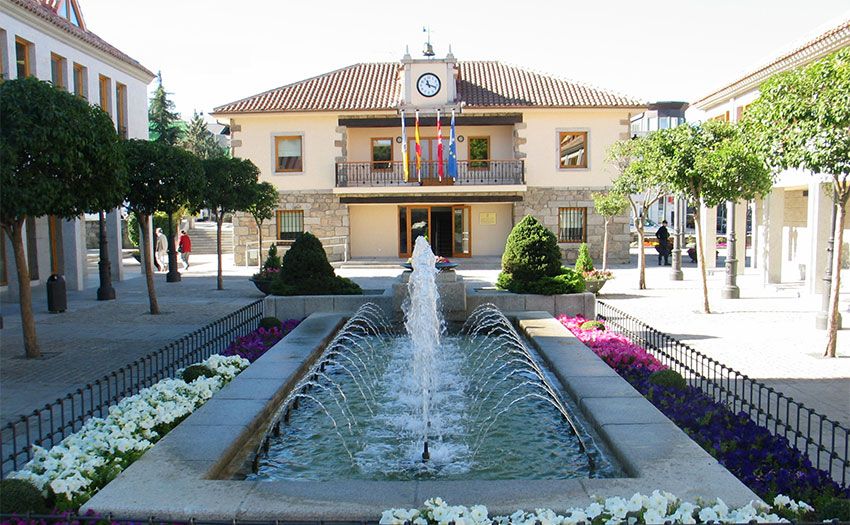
[401,111,410,182]
[414,110,422,182]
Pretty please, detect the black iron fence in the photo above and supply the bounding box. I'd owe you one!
[0,299,264,478]
[335,160,525,187]
[596,300,849,488]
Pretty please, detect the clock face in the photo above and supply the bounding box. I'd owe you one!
[417,73,441,97]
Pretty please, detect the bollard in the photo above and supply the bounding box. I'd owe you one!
[46,274,67,313]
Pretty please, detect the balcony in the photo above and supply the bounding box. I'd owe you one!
[335,160,525,187]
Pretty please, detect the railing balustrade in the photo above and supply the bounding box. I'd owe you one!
[596,300,849,487]
[0,299,265,477]
[335,160,524,187]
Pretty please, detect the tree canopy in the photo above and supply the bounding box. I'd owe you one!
[148,72,183,146]
[198,157,260,218]
[247,181,279,227]
[182,112,227,160]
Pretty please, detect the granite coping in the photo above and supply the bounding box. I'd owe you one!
[83,311,759,520]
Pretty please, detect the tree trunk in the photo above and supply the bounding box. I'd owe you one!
[825,195,847,357]
[637,225,646,290]
[693,208,711,314]
[216,213,224,291]
[139,213,160,314]
[166,211,180,283]
[257,221,264,269]
[6,222,40,358]
[602,218,609,271]
[96,211,116,301]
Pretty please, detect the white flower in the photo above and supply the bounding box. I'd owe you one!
[586,502,604,519]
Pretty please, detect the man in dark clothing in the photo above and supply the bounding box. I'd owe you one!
[656,220,671,266]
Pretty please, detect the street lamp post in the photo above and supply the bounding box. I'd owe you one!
[670,195,684,281]
[721,200,740,299]
[815,194,841,329]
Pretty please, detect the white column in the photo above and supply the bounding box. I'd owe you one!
[106,209,124,282]
[750,200,760,270]
[699,203,717,269]
[62,217,86,291]
[763,189,784,284]
[806,181,832,295]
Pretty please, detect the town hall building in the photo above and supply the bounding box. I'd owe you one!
[213,49,645,265]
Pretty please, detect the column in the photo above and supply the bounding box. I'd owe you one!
[62,217,86,291]
[750,200,760,270]
[763,189,784,284]
[732,200,747,274]
[699,203,717,269]
[106,209,124,282]
[806,181,832,295]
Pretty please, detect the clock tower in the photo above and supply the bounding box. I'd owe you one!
[399,47,459,112]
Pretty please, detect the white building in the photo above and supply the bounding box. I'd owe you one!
[0,0,154,297]
[692,17,849,292]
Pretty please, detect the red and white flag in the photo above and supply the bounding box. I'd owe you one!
[436,109,444,181]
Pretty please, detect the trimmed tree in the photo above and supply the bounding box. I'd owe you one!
[591,191,629,270]
[609,138,669,290]
[0,77,124,358]
[742,47,850,357]
[246,181,279,267]
[496,215,585,295]
[157,148,204,283]
[198,157,260,290]
[270,233,362,296]
[650,121,772,313]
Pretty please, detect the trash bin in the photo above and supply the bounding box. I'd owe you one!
[47,274,67,313]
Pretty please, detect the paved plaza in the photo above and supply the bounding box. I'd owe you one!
[1,250,847,436]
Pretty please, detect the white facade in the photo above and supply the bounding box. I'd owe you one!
[0,0,154,297]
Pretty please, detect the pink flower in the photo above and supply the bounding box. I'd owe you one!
[556,315,666,372]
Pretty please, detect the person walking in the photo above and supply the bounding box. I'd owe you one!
[178,230,192,270]
[656,220,671,266]
[154,227,167,272]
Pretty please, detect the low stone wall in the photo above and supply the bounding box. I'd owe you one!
[468,290,595,320]
[264,293,392,322]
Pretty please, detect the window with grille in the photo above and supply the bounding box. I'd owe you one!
[558,207,586,243]
[276,210,304,241]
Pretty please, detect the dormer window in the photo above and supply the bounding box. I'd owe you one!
[43,0,86,29]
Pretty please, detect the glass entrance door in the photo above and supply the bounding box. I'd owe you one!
[452,205,471,257]
[399,206,431,258]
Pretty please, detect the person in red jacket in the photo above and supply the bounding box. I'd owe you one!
[178,230,192,270]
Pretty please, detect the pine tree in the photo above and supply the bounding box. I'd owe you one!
[148,72,183,146]
[182,111,226,159]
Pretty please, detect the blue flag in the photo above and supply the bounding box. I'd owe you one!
[447,110,458,179]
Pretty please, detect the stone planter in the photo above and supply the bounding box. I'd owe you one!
[249,276,273,295]
[584,278,607,295]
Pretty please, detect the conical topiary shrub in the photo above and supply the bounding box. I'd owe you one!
[574,243,594,273]
[271,233,362,296]
[497,215,585,295]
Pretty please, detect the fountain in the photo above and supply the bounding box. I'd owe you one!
[248,237,611,481]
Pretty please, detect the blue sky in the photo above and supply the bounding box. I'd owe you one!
[81,0,850,119]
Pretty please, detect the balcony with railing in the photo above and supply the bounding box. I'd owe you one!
[335,160,525,187]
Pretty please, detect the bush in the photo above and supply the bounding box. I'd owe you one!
[648,369,687,390]
[496,267,585,295]
[500,215,562,282]
[818,498,850,521]
[272,233,362,296]
[574,243,594,273]
[181,364,216,383]
[263,244,282,271]
[579,320,605,331]
[0,479,49,514]
[258,316,283,330]
[497,216,584,295]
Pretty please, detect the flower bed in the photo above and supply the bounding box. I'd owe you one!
[7,355,249,511]
[558,315,850,515]
[381,492,814,525]
[222,319,299,362]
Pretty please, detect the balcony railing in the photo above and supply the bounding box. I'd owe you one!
[335,160,525,187]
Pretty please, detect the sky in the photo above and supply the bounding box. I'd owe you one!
[80,0,850,121]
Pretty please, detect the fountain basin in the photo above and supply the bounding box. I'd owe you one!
[83,311,758,520]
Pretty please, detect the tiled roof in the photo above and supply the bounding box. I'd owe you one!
[8,0,155,79]
[213,61,644,114]
[694,17,850,109]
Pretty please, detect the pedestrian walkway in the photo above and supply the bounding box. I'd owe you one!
[0,253,263,425]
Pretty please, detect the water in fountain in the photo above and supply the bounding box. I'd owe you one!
[249,243,616,481]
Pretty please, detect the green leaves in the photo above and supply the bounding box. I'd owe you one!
[592,191,629,218]
[122,140,203,216]
[148,73,183,146]
[0,77,125,226]
[247,182,279,225]
[199,157,260,217]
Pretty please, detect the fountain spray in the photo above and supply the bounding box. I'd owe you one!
[403,237,442,462]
